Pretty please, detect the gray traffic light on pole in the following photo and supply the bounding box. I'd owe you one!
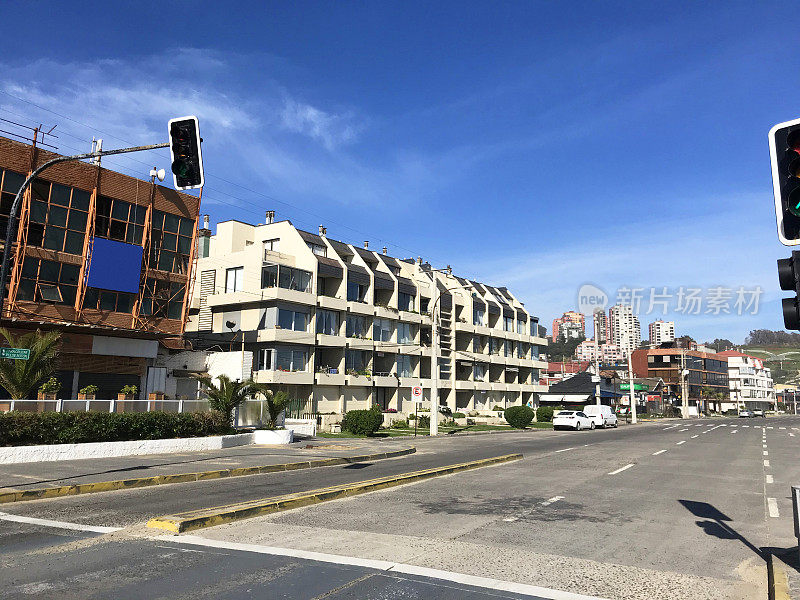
[768,117,800,245]
[168,116,204,190]
[777,251,800,330]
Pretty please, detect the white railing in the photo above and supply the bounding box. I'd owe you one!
[0,398,211,414]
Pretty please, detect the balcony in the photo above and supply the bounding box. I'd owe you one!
[346,336,373,350]
[257,328,315,345]
[372,373,399,387]
[399,310,423,324]
[529,335,548,346]
[346,372,373,386]
[347,300,373,316]
[206,291,255,308]
[254,370,314,385]
[315,370,346,386]
[455,379,475,391]
[259,287,317,306]
[490,382,507,391]
[474,325,491,337]
[316,333,347,347]
[318,295,347,311]
[375,305,399,320]
[454,321,475,334]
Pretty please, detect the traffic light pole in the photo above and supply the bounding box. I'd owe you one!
[0,142,169,319]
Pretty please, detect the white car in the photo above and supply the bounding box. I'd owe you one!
[553,410,595,431]
[582,404,618,428]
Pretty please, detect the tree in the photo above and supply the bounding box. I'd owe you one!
[263,389,291,428]
[706,338,734,352]
[0,328,61,400]
[547,334,586,361]
[194,375,264,425]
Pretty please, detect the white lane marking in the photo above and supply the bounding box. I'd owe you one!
[170,535,608,600]
[691,435,698,439]
[0,511,122,534]
[768,498,780,518]
[707,424,725,432]
[503,496,565,522]
[768,427,774,429]
[763,444,768,449]
[743,425,749,428]
[766,474,774,484]
[731,430,738,434]
[554,447,575,453]
[765,460,771,467]
[763,451,769,456]
[780,427,787,430]
[793,427,799,431]
[695,424,702,427]
[652,449,667,455]
[608,464,635,475]
[679,428,689,432]
[663,425,678,430]
[676,440,686,445]
[790,433,795,437]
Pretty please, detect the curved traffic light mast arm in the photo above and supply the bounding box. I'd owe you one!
[0,142,170,318]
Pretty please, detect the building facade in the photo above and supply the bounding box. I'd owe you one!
[575,339,623,364]
[648,320,675,345]
[630,348,729,411]
[0,136,200,399]
[608,304,641,356]
[552,310,585,341]
[716,350,775,412]
[592,308,608,343]
[184,218,548,416]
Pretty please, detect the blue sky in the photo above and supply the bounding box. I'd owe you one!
[0,1,797,343]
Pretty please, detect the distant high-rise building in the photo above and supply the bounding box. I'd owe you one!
[552,311,585,341]
[592,308,608,343]
[608,305,641,356]
[649,320,675,345]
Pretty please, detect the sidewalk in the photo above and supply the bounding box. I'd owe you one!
[0,438,414,494]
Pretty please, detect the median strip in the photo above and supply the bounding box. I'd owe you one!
[147,454,522,533]
[0,447,417,504]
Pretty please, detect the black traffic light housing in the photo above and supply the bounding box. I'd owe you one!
[769,117,800,245]
[168,116,204,191]
[778,251,800,330]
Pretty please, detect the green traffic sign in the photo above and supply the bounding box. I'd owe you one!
[620,383,649,391]
[0,347,30,360]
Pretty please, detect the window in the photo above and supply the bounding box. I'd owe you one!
[346,314,367,338]
[316,309,338,335]
[273,348,307,372]
[138,278,185,319]
[504,340,515,357]
[225,267,243,293]
[503,315,514,331]
[263,238,280,258]
[279,265,312,292]
[373,318,393,342]
[149,210,194,274]
[94,195,146,245]
[0,169,24,242]
[18,258,79,306]
[397,354,412,377]
[398,292,415,312]
[473,305,485,326]
[397,322,413,344]
[346,350,367,371]
[517,319,525,334]
[347,281,367,302]
[474,363,487,381]
[82,286,137,314]
[490,337,502,355]
[24,178,91,254]
[261,264,278,288]
[277,307,308,331]
[258,348,272,370]
[308,242,326,257]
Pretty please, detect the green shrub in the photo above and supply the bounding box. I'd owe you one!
[0,410,232,446]
[505,405,535,428]
[418,414,431,428]
[453,412,466,419]
[391,418,408,428]
[492,405,504,411]
[78,384,99,395]
[536,406,564,423]
[120,384,138,396]
[38,376,61,395]
[341,405,384,435]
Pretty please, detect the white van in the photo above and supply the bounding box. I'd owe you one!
[583,405,618,429]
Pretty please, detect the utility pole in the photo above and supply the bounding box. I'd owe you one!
[680,349,689,418]
[430,281,440,437]
[627,349,637,424]
[594,316,601,406]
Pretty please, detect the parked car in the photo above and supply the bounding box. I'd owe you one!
[583,404,618,429]
[752,409,765,417]
[553,410,595,431]
[738,410,754,418]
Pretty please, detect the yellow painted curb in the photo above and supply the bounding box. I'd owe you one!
[146,453,522,533]
[768,553,791,600]
[0,447,416,505]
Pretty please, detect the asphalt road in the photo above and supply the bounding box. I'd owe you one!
[2,416,799,599]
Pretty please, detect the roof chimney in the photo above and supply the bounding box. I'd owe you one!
[202,214,209,229]
[364,241,369,249]
[265,210,275,224]
[382,246,387,255]
[319,225,327,236]
[417,256,422,265]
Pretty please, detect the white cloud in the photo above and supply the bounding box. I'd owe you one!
[279,98,361,150]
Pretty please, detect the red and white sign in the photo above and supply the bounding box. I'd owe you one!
[412,386,423,399]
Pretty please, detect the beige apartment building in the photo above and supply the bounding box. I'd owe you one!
[184,216,548,416]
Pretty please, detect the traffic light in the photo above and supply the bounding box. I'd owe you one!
[168,116,204,190]
[769,117,800,245]
[777,251,800,330]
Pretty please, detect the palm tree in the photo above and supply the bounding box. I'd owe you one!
[0,328,61,400]
[194,374,264,425]
[263,389,291,428]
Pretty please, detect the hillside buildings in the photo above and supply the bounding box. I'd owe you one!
[552,311,585,341]
[717,350,775,412]
[608,304,641,356]
[183,217,548,416]
[649,320,675,345]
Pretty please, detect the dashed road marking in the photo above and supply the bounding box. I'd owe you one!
[790,433,795,437]
[608,464,635,475]
[554,448,575,453]
[768,498,780,518]
[691,435,698,438]
[503,496,564,522]
[763,451,769,456]
[766,474,774,484]
[679,428,689,432]
[541,496,564,506]
[731,430,738,434]
[765,460,771,467]
[763,444,768,449]
[780,427,787,430]
[652,449,667,455]
[743,425,749,428]
[676,440,686,445]
[768,427,774,429]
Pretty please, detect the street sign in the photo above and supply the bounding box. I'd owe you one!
[412,386,423,399]
[0,347,29,360]
[620,383,649,391]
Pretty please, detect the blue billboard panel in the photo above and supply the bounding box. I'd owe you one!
[86,237,143,294]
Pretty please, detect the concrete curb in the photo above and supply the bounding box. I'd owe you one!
[0,447,416,505]
[768,553,792,600]
[147,453,523,534]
